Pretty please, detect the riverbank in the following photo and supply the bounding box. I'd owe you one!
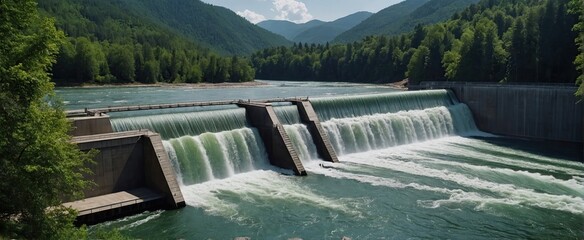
[55,81,269,89]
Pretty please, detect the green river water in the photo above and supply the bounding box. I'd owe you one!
[57,81,583,239]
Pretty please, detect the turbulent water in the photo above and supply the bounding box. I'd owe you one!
[60,82,584,239]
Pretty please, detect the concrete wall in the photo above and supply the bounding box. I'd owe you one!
[413,83,583,143]
[73,131,185,207]
[143,133,185,208]
[70,115,114,136]
[239,103,307,175]
[294,100,339,163]
[75,133,144,198]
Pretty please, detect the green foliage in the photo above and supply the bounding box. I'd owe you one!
[0,0,93,238]
[569,0,584,98]
[39,0,256,85]
[253,0,580,86]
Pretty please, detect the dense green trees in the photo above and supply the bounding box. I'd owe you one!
[570,0,584,97]
[0,0,93,238]
[252,0,580,87]
[39,0,255,85]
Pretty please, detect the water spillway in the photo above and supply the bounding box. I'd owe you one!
[303,90,478,155]
[110,107,272,184]
[310,89,458,121]
[164,128,269,185]
[109,90,479,183]
[111,108,249,140]
[61,84,583,238]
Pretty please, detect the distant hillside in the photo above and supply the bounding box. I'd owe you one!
[334,0,430,43]
[335,0,479,43]
[118,0,290,55]
[252,0,578,86]
[293,11,373,44]
[38,0,256,84]
[257,20,325,40]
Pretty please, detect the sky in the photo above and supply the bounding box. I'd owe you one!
[201,0,403,24]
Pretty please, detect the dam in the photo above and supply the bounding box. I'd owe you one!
[60,81,584,238]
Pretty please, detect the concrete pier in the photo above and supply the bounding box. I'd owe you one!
[69,114,113,136]
[66,130,185,224]
[293,100,339,163]
[238,102,307,176]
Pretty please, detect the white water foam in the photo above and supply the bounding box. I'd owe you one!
[339,141,584,215]
[423,137,584,175]
[180,170,362,223]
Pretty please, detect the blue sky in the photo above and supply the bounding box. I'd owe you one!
[201,0,403,23]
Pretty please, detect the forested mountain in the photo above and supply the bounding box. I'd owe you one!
[39,0,256,85]
[293,12,373,44]
[334,0,479,43]
[120,0,290,55]
[252,0,580,87]
[258,20,325,40]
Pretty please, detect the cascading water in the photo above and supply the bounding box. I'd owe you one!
[164,128,269,185]
[322,104,479,155]
[111,107,270,185]
[280,90,479,156]
[283,124,319,162]
[111,108,248,140]
[311,89,457,121]
[274,105,302,125]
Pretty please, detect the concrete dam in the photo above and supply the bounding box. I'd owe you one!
[65,86,583,224]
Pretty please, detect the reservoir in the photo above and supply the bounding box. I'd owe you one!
[57,81,583,239]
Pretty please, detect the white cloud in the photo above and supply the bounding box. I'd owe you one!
[272,0,313,23]
[237,9,267,24]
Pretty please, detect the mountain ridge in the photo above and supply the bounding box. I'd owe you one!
[117,0,290,55]
[293,11,373,43]
[334,0,479,43]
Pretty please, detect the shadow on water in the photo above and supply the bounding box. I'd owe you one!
[470,136,583,163]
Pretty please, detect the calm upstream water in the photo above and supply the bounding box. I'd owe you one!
[56,81,583,239]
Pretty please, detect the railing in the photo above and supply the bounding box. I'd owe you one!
[66,97,309,117]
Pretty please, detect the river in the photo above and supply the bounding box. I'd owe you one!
[57,81,583,239]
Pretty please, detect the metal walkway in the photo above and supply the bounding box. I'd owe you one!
[66,97,309,117]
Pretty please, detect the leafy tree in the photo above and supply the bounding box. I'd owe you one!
[108,44,136,82]
[569,0,584,98]
[0,0,93,238]
[407,46,431,84]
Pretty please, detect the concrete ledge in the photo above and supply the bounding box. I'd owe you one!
[143,133,185,208]
[238,103,307,176]
[294,100,339,163]
[64,188,164,225]
[69,130,185,224]
[69,114,114,136]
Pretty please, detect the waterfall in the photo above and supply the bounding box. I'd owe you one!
[311,89,456,121]
[283,124,319,163]
[111,107,271,185]
[274,105,302,125]
[321,104,478,155]
[111,108,248,140]
[109,89,480,185]
[164,128,269,185]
